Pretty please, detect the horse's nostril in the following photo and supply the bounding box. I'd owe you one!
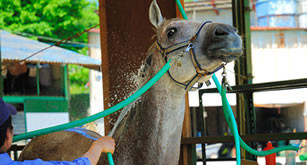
[214,27,229,36]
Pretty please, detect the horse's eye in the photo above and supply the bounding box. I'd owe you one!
[167,28,177,38]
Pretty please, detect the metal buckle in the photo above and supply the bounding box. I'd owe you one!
[185,43,194,52]
[221,64,232,91]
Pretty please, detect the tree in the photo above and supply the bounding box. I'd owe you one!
[0,0,99,44]
[0,0,99,94]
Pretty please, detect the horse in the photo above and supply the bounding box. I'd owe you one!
[19,1,242,164]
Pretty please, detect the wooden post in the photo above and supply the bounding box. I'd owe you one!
[98,0,177,134]
[180,92,194,165]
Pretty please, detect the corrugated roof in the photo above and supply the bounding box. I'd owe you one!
[0,30,101,70]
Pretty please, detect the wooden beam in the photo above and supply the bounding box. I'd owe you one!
[99,0,111,134]
[99,0,177,134]
[180,92,193,165]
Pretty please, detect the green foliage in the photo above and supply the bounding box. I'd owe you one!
[0,0,99,93]
[68,47,91,91]
[70,83,90,95]
[69,93,89,121]
[0,0,99,44]
[69,64,89,86]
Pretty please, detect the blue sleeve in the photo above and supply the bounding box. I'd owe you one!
[71,157,91,165]
[9,157,91,165]
[46,157,91,165]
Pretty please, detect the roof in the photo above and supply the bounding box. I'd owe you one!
[88,29,100,33]
[0,30,101,70]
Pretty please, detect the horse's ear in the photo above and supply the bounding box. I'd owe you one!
[146,54,153,66]
[149,0,163,28]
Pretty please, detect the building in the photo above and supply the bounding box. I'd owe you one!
[184,1,307,161]
[0,30,101,136]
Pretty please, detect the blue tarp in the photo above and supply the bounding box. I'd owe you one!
[0,30,101,70]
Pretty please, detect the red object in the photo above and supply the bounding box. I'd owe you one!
[251,0,256,11]
[210,0,219,15]
[263,141,276,165]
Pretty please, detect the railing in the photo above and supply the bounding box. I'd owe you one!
[183,78,307,164]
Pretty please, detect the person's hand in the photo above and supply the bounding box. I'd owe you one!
[93,136,115,154]
[82,136,115,165]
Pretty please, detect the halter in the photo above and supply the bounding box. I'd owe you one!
[155,21,223,91]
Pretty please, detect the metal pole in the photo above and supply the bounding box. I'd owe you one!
[232,0,255,160]
[63,65,69,100]
[0,31,3,97]
[36,64,40,96]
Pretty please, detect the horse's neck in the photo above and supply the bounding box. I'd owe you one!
[145,69,187,133]
[145,74,187,161]
[114,53,187,164]
[147,51,187,133]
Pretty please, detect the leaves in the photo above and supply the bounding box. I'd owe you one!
[69,64,89,86]
[0,0,99,44]
[0,0,99,92]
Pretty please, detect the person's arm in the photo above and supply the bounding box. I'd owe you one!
[2,137,114,165]
[82,136,115,165]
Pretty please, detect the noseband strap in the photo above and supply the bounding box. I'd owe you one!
[155,21,222,91]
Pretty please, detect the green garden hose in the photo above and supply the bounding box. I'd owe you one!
[107,152,114,165]
[14,1,300,164]
[13,60,171,165]
[212,75,241,164]
[174,0,299,162]
[212,74,299,157]
[175,0,188,19]
[13,60,171,142]
[299,153,307,161]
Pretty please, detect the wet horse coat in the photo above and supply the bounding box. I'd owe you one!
[19,1,242,164]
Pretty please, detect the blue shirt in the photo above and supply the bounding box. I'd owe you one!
[0,153,91,165]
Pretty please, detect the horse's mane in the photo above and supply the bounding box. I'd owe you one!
[130,50,154,88]
[109,43,157,139]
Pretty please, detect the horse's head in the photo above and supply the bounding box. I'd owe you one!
[149,0,242,90]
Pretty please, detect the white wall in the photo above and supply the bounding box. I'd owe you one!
[88,31,104,135]
[26,112,69,132]
[186,8,233,25]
